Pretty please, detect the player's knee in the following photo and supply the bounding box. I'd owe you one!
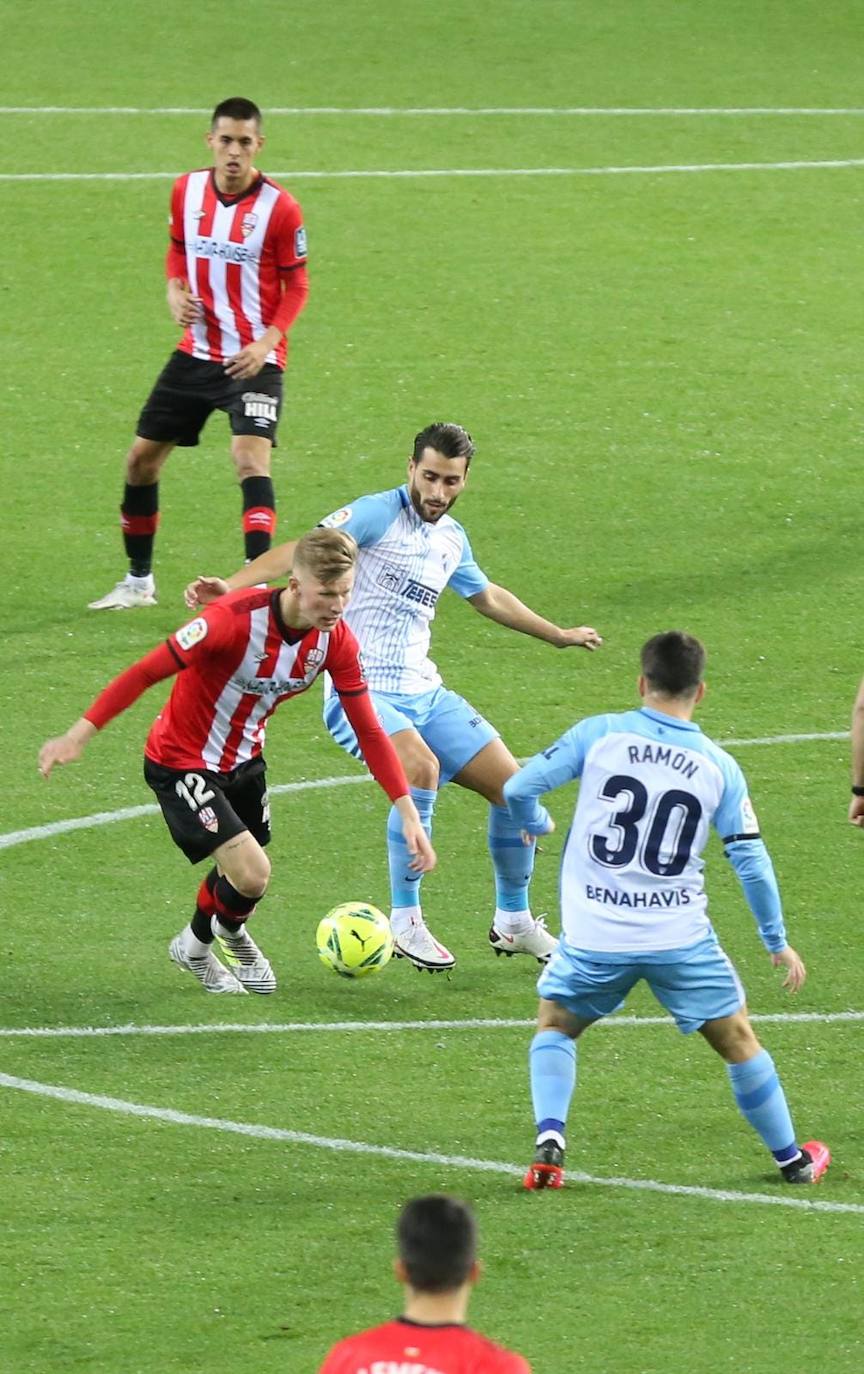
[230,850,271,900]
[406,753,439,791]
[126,441,168,484]
[232,448,271,480]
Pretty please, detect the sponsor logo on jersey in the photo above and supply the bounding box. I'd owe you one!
[242,392,278,423]
[175,617,208,651]
[198,806,219,833]
[240,212,258,237]
[193,235,258,264]
[234,673,319,696]
[401,578,440,609]
[294,225,307,257]
[320,507,352,528]
[586,883,692,908]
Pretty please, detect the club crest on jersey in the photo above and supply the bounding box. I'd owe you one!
[175,617,208,651]
[241,211,258,237]
[320,507,352,529]
[197,806,219,833]
[305,647,326,668]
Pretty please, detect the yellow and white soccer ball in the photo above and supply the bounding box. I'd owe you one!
[316,902,394,978]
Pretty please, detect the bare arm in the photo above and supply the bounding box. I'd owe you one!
[185,539,300,608]
[849,675,864,826]
[467,583,602,650]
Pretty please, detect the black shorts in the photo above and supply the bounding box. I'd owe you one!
[136,350,284,448]
[143,755,271,864]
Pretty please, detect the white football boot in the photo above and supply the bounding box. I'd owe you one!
[169,933,247,994]
[88,573,157,610]
[393,917,456,972]
[489,915,558,964]
[212,918,277,995]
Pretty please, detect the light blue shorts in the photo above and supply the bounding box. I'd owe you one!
[323,684,499,786]
[537,935,745,1035]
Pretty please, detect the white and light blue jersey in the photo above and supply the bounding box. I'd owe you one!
[319,486,488,694]
[504,706,786,955]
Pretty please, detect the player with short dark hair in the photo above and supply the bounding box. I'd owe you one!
[317,1194,531,1373]
[185,424,603,973]
[42,530,435,993]
[89,97,308,611]
[504,631,830,1189]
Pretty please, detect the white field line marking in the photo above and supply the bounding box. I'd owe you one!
[4,729,846,853]
[3,106,864,117]
[3,159,864,184]
[0,1071,859,1216]
[0,1010,861,1039]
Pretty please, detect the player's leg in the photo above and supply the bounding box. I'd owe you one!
[89,352,212,609]
[228,365,283,561]
[144,758,269,994]
[699,1011,830,1183]
[194,758,277,994]
[524,946,632,1189]
[231,435,277,563]
[450,732,556,962]
[87,438,173,609]
[648,940,830,1183]
[323,690,452,970]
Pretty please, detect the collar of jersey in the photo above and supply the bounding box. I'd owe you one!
[209,168,264,208]
[396,1316,467,1329]
[399,483,435,532]
[638,706,701,733]
[270,588,309,644]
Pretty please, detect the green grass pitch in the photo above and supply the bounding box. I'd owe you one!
[2,3,863,1371]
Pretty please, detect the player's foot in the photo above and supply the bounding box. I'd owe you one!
[780,1140,831,1184]
[524,1139,565,1190]
[393,918,455,972]
[87,572,157,610]
[489,916,557,963]
[212,919,277,995]
[169,933,247,994]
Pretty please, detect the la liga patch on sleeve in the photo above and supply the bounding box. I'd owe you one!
[175,617,208,651]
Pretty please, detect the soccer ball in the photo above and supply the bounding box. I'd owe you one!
[316,902,394,978]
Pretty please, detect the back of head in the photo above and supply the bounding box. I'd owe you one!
[293,527,357,582]
[641,630,706,697]
[211,96,262,128]
[397,1194,477,1293]
[412,422,475,465]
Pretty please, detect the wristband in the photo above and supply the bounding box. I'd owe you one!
[852,786,864,797]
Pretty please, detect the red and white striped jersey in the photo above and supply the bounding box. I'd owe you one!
[169,169,307,368]
[145,589,360,773]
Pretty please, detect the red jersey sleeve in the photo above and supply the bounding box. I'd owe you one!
[269,189,308,270]
[166,174,188,279]
[166,603,233,668]
[326,625,409,803]
[84,642,179,731]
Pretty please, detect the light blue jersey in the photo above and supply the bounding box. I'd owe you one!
[505,706,786,955]
[319,486,488,694]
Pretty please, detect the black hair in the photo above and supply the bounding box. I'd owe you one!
[411,422,475,466]
[641,630,706,697]
[397,1194,477,1293]
[211,98,262,129]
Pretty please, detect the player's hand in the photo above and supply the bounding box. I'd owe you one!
[403,821,437,873]
[38,723,94,778]
[771,946,806,993]
[184,576,230,609]
[556,626,603,651]
[848,795,864,827]
[167,280,203,327]
[520,807,556,845]
[223,339,269,380]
